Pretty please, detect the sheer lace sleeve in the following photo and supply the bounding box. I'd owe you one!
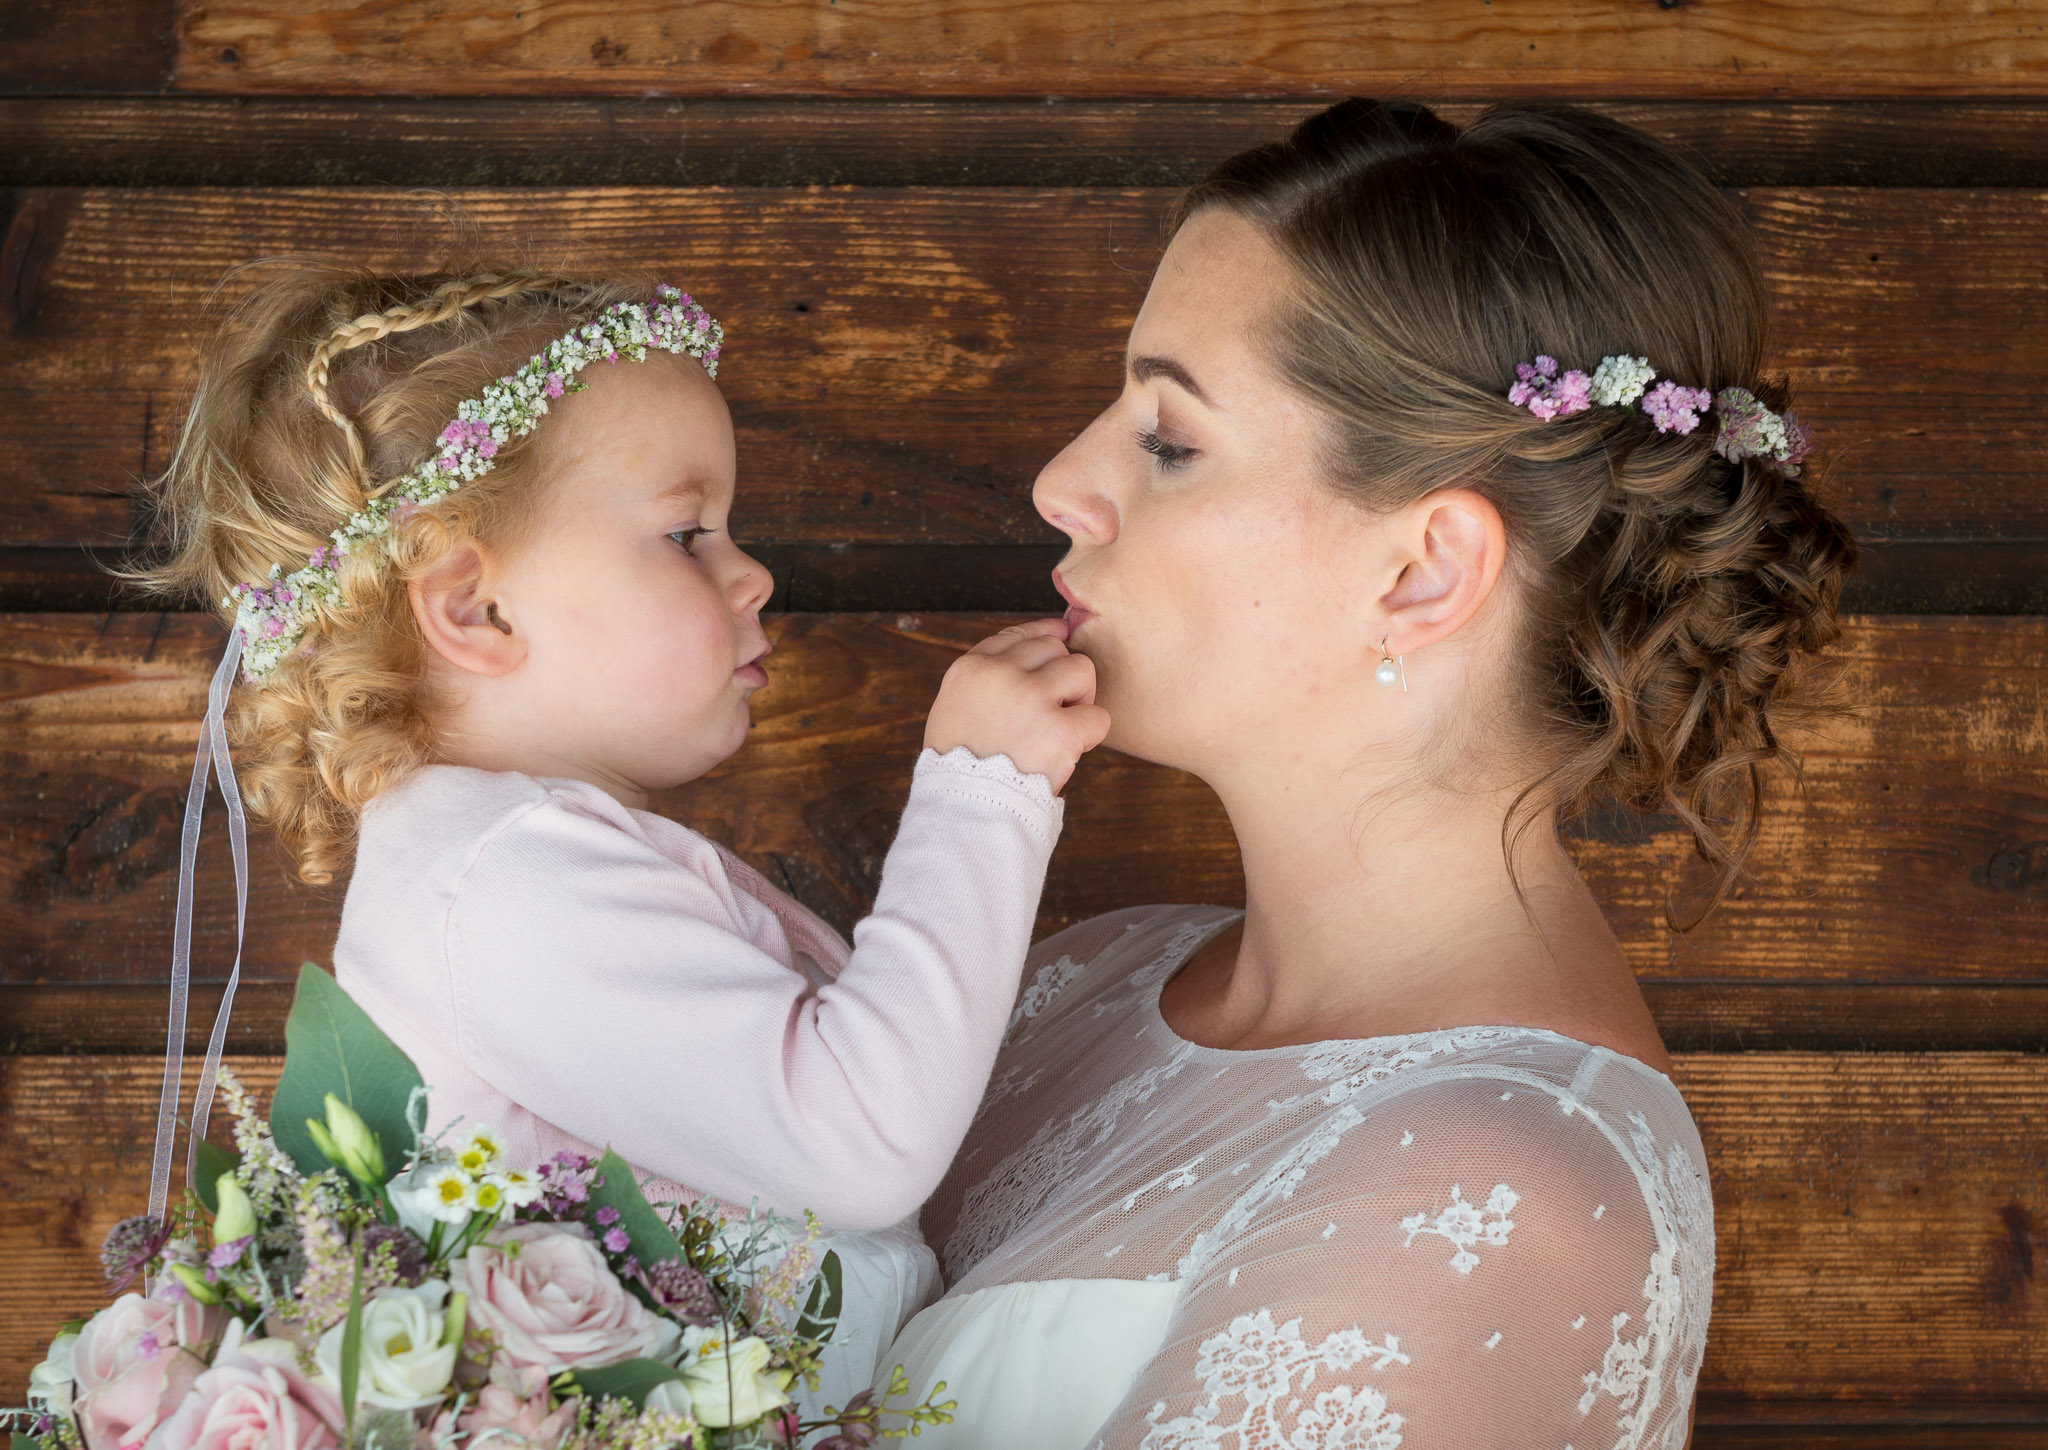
[1090,1064,1712,1450]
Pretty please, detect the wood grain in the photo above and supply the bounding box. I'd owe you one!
[5,611,2046,988]
[15,980,2048,1057]
[0,0,170,94]
[158,1,2048,100]
[4,187,2048,556]
[5,1052,2044,1405]
[9,98,2048,190]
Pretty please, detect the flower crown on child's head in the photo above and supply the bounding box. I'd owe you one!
[1507,353,1812,477]
[227,285,723,681]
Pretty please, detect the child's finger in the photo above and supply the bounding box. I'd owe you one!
[1037,651,1099,707]
[970,617,1071,656]
[1066,702,1113,752]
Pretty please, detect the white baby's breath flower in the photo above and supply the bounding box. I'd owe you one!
[1589,354,1656,407]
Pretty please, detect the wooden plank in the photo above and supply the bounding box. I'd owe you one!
[14,540,2048,619]
[4,1052,2044,1405]
[4,188,2047,557]
[9,98,2048,190]
[0,0,170,94]
[157,1,2048,100]
[4,612,2045,988]
[14,980,2048,1057]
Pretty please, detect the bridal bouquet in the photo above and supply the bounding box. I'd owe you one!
[7,967,950,1450]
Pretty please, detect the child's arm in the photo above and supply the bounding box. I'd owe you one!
[446,620,1108,1231]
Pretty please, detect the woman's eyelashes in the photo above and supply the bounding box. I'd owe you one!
[667,525,717,555]
[1135,427,1199,471]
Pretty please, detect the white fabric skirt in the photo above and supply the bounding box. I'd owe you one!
[877,1278,1182,1449]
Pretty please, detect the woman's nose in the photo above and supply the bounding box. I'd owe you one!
[1033,428,1121,547]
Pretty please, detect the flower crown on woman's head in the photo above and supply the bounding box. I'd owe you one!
[1507,353,1812,477]
[228,285,723,681]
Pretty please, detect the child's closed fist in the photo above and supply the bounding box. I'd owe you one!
[924,618,1112,794]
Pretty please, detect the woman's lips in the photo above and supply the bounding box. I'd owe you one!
[1052,568,1096,631]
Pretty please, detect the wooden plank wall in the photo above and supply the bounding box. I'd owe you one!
[3,4,2046,1445]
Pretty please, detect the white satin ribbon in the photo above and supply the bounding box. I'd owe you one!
[148,629,250,1223]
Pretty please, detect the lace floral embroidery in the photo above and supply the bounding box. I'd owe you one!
[1171,1105,1365,1284]
[1577,1114,1714,1449]
[1399,1183,1519,1274]
[1005,954,1086,1043]
[1139,1309,1409,1449]
[945,1042,1197,1280]
[1290,1028,1538,1108]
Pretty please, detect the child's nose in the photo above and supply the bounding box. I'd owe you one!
[729,548,774,614]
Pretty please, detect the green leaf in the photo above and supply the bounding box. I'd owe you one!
[795,1249,843,1344]
[14,1433,48,1450]
[272,963,424,1181]
[339,1247,366,1446]
[589,1150,686,1271]
[193,1138,242,1214]
[569,1358,685,1411]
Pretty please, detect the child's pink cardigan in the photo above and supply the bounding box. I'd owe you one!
[334,748,1063,1232]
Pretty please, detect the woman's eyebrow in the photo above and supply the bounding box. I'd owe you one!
[1129,353,1216,408]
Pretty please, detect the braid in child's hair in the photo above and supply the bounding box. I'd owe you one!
[134,262,655,883]
[1176,101,1857,922]
[302,272,575,496]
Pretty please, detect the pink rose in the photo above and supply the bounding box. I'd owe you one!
[449,1223,673,1373]
[143,1325,345,1450]
[439,1361,579,1450]
[72,1287,223,1450]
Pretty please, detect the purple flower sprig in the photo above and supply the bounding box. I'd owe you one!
[1506,355,1593,420]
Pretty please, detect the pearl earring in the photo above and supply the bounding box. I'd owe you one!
[1376,638,1407,692]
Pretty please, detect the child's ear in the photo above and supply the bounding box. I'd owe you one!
[409,541,525,678]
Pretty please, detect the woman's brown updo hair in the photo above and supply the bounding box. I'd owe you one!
[1177,100,1857,920]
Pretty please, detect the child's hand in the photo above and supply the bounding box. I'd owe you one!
[924,618,1112,794]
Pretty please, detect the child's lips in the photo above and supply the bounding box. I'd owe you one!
[736,639,772,687]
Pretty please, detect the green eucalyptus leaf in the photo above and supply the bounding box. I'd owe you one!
[272,963,424,1181]
[569,1358,686,1410]
[14,1433,48,1450]
[794,1249,843,1344]
[589,1150,686,1271]
[193,1138,241,1214]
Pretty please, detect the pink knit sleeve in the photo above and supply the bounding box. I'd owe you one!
[442,750,1062,1231]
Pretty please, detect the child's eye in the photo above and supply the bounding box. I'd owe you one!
[1136,428,1199,470]
[667,526,717,555]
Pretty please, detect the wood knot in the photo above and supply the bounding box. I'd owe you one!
[34,786,185,902]
[1974,841,2048,893]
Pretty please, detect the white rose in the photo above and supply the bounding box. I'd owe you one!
[676,1332,788,1428]
[316,1281,459,1410]
[28,1330,78,1415]
[643,1377,694,1421]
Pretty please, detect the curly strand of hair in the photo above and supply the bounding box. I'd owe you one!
[302,271,577,492]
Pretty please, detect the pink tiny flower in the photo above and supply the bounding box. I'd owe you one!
[544,373,566,398]
[602,1227,629,1255]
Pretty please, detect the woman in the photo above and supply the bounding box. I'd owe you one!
[868,100,1854,1449]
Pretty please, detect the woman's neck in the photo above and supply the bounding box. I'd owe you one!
[1162,755,1668,1069]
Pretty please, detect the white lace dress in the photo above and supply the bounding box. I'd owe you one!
[878,906,1714,1450]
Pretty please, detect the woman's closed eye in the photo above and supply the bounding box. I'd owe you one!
[667,526,717,555]
[1136,427,1199,471]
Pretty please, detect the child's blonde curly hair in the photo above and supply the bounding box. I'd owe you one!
[135,262,660,884]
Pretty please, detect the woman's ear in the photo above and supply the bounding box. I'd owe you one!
[1375,487,1508,654]
[408,541,526,678]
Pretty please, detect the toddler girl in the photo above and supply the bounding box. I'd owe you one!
[141,266,1109,1409]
